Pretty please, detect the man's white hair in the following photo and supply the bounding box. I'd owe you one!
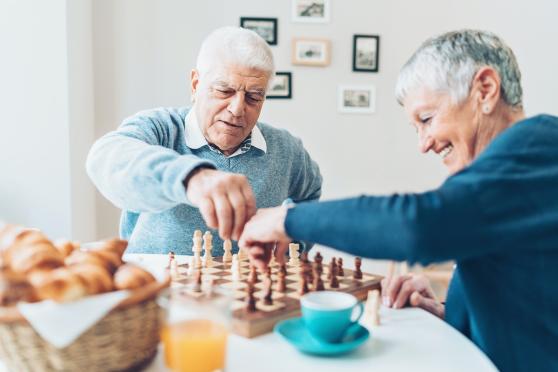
[395,30,523,108]
[196,26,275,82]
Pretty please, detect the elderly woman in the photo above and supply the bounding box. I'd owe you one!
[239,30,558,371]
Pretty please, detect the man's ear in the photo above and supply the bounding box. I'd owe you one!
[471,66,501,113]
[190,69,200,98]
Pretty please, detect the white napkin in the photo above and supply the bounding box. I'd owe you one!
[17,290,130,348]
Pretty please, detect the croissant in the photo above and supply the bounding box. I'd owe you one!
[7,241,64,274]
[54,239,79,258]
[114,264,156,290]
[33,268,88,302]
[65,250,122,274]
[0,269,37,306]
[67,263,113,295]
[86,238,128,257]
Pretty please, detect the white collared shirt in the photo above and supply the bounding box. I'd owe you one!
[184,107,267,158]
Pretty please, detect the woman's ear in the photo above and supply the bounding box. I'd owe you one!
[471,66,501,114]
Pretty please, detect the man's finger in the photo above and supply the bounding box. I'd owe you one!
[385,275,412,307]
[393,280,417,309]
[227,189,246,241]
[198,197,217,229]
[213,194,233,240]
[275,240,289,266]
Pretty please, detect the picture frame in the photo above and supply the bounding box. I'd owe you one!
[292,38,331,67]
[240,17,278,45]
[338,85,376,114]
[352,35,380,72]
[292,0,330,23]
[267,72,292,99]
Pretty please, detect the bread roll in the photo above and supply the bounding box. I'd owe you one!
[114,264,156,290]
[68,263,113,295]
[0,269,37,305]
[33,268,88,302]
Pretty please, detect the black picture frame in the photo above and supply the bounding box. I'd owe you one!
[240,17,278,46]
[352,34,380,72]
[266,72,292,99]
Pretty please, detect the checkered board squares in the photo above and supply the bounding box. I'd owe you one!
[172,256,382,338]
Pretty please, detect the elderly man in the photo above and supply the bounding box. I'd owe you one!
[86,27,322,255]
[241,30,558,371]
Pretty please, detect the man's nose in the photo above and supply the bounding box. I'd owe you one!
[227,92,246,117]
[418,128,434,153]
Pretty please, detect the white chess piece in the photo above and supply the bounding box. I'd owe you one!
[288,243,300,266]
[187,256,195,277]
[231,254,242,282]
[170,259,180,281]
[363,289,381,327]
[203,231,214,268]
[192,230,203,269]
[237,245,247,261]
[223,239,232,262]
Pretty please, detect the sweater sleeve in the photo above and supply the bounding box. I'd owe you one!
[86,110,216,213]
[284,166,537,265]
[288,137,322,203]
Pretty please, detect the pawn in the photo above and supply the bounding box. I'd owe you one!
[299,274,309,295]
[170,258,180,281]
[223,239,233,263]
[314,251,323,265]
[192,269,202,292]
[313,266,325,291]
[327,257,336,280]
[248,265,259,284]
[231,254,242,282]
[337,257,344,276]
[187,256,195,276]
[353,257,363,280]
[166,251,175,269]
[263,275,273,306]
[245,281,257,312]
[276,269,287,292]
[329,259,339,288]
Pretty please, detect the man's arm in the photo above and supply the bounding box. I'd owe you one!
[86,113,216,214]
[288,137,322,203]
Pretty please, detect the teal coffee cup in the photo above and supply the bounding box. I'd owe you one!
[300,291,364,343]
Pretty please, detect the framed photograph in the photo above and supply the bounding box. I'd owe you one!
[338,85,376,114]
[292,38,331,66]
[240,17,278,45]
[267,72,292,99]
[353,35,380,72]
[292,0,330,23]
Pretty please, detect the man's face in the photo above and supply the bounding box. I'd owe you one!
[403,86,480,174]
[191,64,269,155]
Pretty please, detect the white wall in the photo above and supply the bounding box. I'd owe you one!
[91,0,558,239]
[0,0,96,241]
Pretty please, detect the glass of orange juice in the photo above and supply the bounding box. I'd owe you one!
[158,283,232,372]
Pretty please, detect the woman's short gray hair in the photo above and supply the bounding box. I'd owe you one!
[196,26,275,81]
[395,30,523,108]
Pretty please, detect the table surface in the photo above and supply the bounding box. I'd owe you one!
[133,253,497,372]
[0,251,498,372]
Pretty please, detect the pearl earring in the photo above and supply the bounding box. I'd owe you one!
[483,105,490,114]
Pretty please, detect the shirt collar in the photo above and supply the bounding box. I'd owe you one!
[184,107,267,157]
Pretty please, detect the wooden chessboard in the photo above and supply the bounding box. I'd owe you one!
[171,255,382,338]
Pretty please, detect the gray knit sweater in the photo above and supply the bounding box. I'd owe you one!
[86,107,322,255]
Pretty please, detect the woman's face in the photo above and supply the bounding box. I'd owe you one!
[403,86,481,174]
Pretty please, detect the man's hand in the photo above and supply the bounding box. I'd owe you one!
[381,273,445,319]
[239,206,291,271]
[185,168,256,241]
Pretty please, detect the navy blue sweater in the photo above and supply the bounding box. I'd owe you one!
[285,115,558,371]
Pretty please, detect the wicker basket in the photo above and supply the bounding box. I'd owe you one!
[0,278,169,372]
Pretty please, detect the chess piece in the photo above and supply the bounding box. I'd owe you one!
[248,265,259,284]
[170,258,180,281]
[364,289,381,327]
[288,243,300,266]
[263,275,273,305]
[203,231,213,268]
[279,264,287,276]
[304,260,314,283]
[187,256,195,276]
[238,246,247,261]
[353,257,363,280]
[327,257,336,280]
[298,270,309,295]
[313,265,325,291]
[276,269,287,292]
[166,251,175,269]
[223,239,232,263]
[300,251,309,263]
[314,251,323,265]
[329,259,339,288]
[192,269,202,292]
[337,257,344,276]
[231,254,242,281]
[192,230,203,269]
[245,281,257,312]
